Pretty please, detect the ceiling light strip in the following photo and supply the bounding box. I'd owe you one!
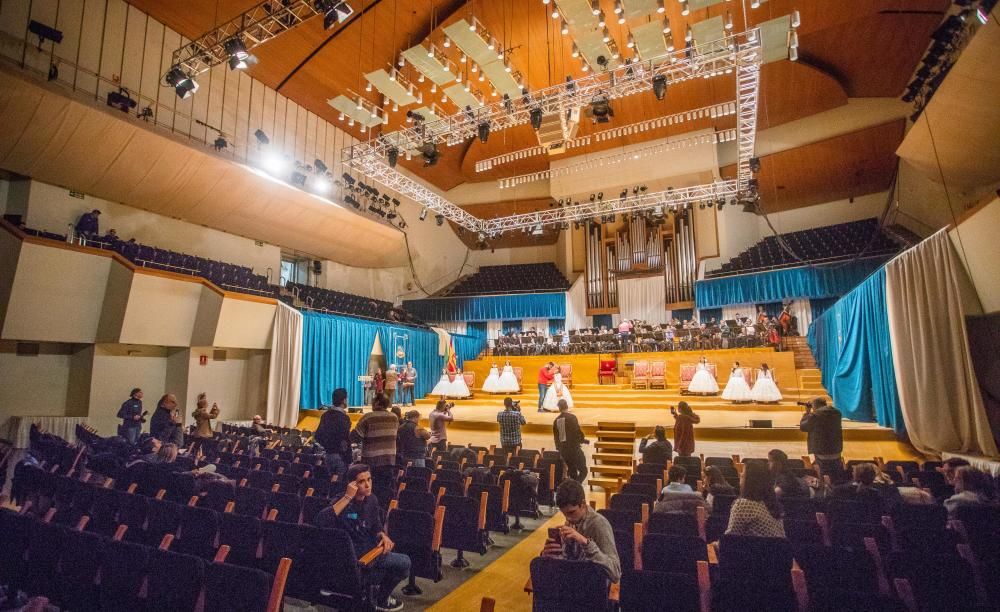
[474,101,737,172]
[497,129,738,188]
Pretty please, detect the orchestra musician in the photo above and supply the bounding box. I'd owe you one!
[757,306,768,326]
[779,303,793,335]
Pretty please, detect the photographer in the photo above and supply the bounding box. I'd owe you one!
[799,397,843,479]
[638,425,673,466]
[541,479,621,582]
[553,399,588,483]
[497,397,527,456]
[428,399,454,453]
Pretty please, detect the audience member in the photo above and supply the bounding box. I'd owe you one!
[428,400,454,452]
[671,402,700,457]
[250,414,268,436]
[638,425,672,466]
[117,387,144,444]
[703,465,737,508]
[315,464,410,612]
[74,208,100,239]
[349,394,399,468]
[768,449,809,498]
[385,364,398,405]
[390,405,403,423]
[150,393,183,446]
[315,388,352,478]
[655,465,709,515]
[726,462,785,538]
[553,399,587,483]
[831,463,886,507]
[940,457,971,486]
[799,398,843,477]
[191,393,219,438]
[397,410,429,467]
[127,437,162,466]
[541,479,621,583]
[944,466,998,516]
[156,442,179,465]
[497,397,526,456]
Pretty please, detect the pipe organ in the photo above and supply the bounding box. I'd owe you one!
[585,211,697,312]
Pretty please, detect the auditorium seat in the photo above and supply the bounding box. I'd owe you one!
[442,263,570,296]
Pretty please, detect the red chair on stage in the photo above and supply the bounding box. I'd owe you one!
[463,372,476,398]
[649,361,666,389]
[559,364,573,388]
[598,359,617,385]
[632,361,650,389]
[679,364,697,393]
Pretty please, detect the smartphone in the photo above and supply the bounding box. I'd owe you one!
[547,527,561,542]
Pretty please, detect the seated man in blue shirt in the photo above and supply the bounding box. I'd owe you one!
[316,464,410,612]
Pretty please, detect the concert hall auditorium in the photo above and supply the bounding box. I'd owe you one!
[2,0,1000,610]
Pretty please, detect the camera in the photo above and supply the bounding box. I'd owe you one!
[511,400,521,411]
[797,401,812,410]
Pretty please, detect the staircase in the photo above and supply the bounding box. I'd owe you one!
[784,336,832,402]
[589,421,636,497]
[784,336,817,369]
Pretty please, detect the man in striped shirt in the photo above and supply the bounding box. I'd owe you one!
[350,394,399,467]
[497,397,526,456]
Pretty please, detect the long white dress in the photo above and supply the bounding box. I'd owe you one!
[482,365,501,393]
[751,369,783,402]
[430,371,452,396]
[542,372,574,410]
[495,364,520,393]
[688,362,719,394]
[448,372,471,398]
[721,368,753,402]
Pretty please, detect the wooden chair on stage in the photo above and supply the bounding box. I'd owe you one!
[559,364,573,388]
[679,363,697,393]
[632,361,650,389]
[598,359,617,385]
[513,367,524,392]
[463,372,476,398]
[649,361,666,389]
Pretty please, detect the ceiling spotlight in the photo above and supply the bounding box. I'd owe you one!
[725,10,733,30]
[443,36,451,48]
[590,96,612,123]
[626,32,635,48]
[685,25,693,42]
[165,65,198,99]
[488,37,496,51]
[561,20,569,35]
[435,214,445,226]
[598,11,607,27]
[419,208,428,221]
[789,46,799,61]
[387,147,399,168]
[571,43,580,58]
[227,52,248,70]
[602,26,611,43]
[552,7,560,18]
[751,0,761,7]
[681,0,690,16]
[314,159,328,174]
[477,121,490,144]
[657,0,665,14]
[460,53,466,63]
[421,142,439,167]
[319,0,353,29]
[618,14,626,25]
[312,176,331,194]
[254,129,269,145]
[614,0,623,14]
[652,74,667,100]
[591,0,601,16]
[530,107,543,130]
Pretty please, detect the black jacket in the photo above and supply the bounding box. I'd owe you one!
[315,408,352,465]
[149,407,178,442]
[396,420,427,460]
[638,438,673,466]
[117,398,143,428]
[800,406,843,456]
[553,412,585,448]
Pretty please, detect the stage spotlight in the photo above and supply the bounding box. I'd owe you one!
[530,108,543,130]
[106,89,137,113]
[566,75,576,92]
[590,96,612,123]
[213,136,228,151]
[314,159,328,174]
[165,65,198,99]
[749,157,761,173]
[263,153,289,175]
[224,36,249,70]
[477,121,490,143]
[254,129,269,145]
[652,74,667,100]
[312,176,331,194]
[317,0,353,29]
[387,147,399,168]
[341,172,356,186]
[290,171,307,188]
[420,142,439,167]
[435,214,445,226]
[138,106,153,121]
[419,208,428,221]
[28,20,62,49]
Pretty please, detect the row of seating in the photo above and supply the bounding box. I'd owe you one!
[442,262,570,296]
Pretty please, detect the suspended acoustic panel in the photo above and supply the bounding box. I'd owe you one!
[443,83,482,110]
[364,69,418,107]
[633,19,668,61]
[622,0,663,20]
[403,44,456,86]
[444,20,522,99]
[327,95,384,128]
[758,14,794,64]
[559,0,601,30]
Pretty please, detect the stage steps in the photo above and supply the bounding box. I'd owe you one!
[590,422,636,493]
[785,335,818,369]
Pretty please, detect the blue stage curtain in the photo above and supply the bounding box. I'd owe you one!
[549,318,566,335]
[759,302,784,318]
[807,268,904,432]
[402,292,566,322]
[695,259,887,309]
[300,312,442,410]
[593,314,613,328]
[452,333,487,368]
[698,308,722,322]
[809,297,838,321]
[466,321,488,338]
[502,320,523,334]
[673,308,693,322]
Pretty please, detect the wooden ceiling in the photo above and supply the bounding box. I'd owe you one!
[128,0,949,215]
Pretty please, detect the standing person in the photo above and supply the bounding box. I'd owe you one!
[428,400,454,453]
[541,479,621,583]
[497,398,526,457]
[150,394,183,446]
[799,397,843,478]
[638,425,673,466]
[541,367,574,412]
[315,464,410,612]
[671,402,701,457]
[74,208,101,241]
[350,394,399,468]
[537,362,555,412]
[117,388,145,445]
[400,362,417,406]
[372,368,385,398]
[726,461,786,538]
[553,400,588,483]
[191,393,220,438]
[385,364,398,405]
[397,410,430,467]
[316,388,352,479]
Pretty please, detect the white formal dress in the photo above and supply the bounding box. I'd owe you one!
[448,372,471,398]
[482,365,501,393]
[751,369,783,402]
[542,372,574,410]
[430,372,452,396]
[688,362,719,394]
[495,365,520,393]
[721,367,753,402]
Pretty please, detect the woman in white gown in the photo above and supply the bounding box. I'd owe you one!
[448,371,471,398]
[721,361,753,403]
[482,363,501,393]
[430,369,452,396]
[495,359,520,393]
[751,363,782,403]
[542,371,573,410]
[688,356,719,395]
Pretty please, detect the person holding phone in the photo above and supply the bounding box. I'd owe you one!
[541,479,621,582]
[191,392,220,438]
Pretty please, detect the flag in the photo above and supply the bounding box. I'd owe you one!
[445,336,458,374]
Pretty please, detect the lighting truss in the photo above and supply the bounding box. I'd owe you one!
[342,28,762,232]
[168,0,324,76]
[481,181,739,234]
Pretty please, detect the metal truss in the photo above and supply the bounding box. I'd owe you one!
[169,0,322,76]
[734,33,762,191]
[480,181,739,234]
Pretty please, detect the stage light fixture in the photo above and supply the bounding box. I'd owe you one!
[598,10,607,27]
[590,96,612,123]
[435,214,445,226]
[290,171,307,188]
[314,159,328,174]
[213,135,228,151]
[387,147,399,168]
[28,20,62,49]
[318,0,353,29]
[106,89,137,113]
[530,107,543,130]
[165,65,198,99]
[254,129,269,145]
[657,0,666,14]
[681,0,690,16]
[419,208,428,221]
[421,142,439,167]
[651,74,667,99]
[477,121,491,144]
[223,36,249,70]
[749,157,761,173]
[561,20,569,35]
[572,42,580,58]
[313,176,331,194]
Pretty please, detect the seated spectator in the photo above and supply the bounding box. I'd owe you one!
[638,425,673,466]
[156,442,179,465]
[944,467,998,517]
[703,465,737,507]
[542,479,621,583]
[655,464,709,515]
[831,463,889,509]
[250,415,268,436]
[74,208,100,238]
[768,449,809,498]
[315,464,409,612]
[941,457,971,487]
[104,228,119,242]
[127,437,162,467]
[726,462,785,538]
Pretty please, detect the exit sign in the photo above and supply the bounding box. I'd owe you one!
[68,191,85,199]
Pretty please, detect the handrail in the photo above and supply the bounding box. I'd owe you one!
[704,252,896,280]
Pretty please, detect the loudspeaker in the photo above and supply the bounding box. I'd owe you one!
[748,419,773,428]
[312,260,322,274]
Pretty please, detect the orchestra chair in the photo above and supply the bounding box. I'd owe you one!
[649,361,666,390]
[679,364,697,393]
[632,361,650,390]
[559,364,573,388]
[598,359,617,385]
[463,372,476,398]
[513,367,524,391]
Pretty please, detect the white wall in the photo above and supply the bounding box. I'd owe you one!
[0,341,74,416]
[950,197,1000,314]
[25,180,282,276]
[186,348,269,424]
[87,345,169,436]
